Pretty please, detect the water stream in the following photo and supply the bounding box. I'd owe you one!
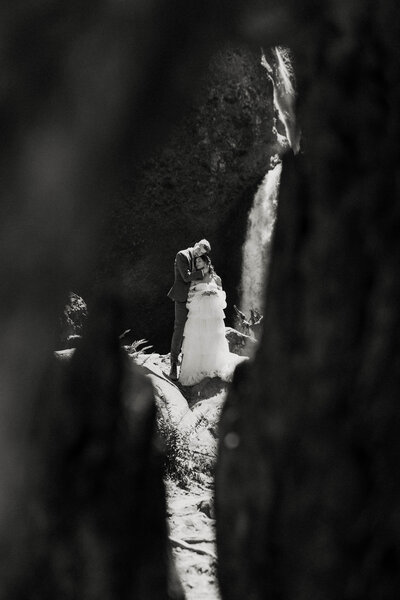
[240,162,282,314]
[239,46,297,321]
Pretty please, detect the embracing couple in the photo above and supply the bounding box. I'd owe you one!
[167,239,245,386]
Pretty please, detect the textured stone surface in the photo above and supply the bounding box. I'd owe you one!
[216,2,400,599]
[58,292,88,348]
[2,294,180,599]
[225,326,257,357]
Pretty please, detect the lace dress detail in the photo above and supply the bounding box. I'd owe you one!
[179,279,245,386]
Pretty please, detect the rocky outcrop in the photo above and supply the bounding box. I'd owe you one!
[225,326,257,356]
[57,293,87,349]
[137,354,197,432]
[9,294,182,600]
[135,353,229,447]
[216,3,400,599]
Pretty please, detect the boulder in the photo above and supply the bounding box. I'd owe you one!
[58,293,88,349]
[135,354,197,432]
[225,326,257,357]
[134,354,229,462]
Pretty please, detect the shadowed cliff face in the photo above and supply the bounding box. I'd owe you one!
[94,45,277,351]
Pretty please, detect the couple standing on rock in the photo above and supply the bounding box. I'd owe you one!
[167,239,245,386]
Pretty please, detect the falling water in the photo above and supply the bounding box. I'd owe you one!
[240,162,282,314]
[239,46,297,320]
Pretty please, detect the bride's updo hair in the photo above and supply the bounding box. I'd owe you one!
[200,253,216,275]
[198,253,222,287]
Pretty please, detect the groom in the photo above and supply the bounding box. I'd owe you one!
[167,239,211,380]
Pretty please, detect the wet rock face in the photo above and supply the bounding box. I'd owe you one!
[96,45,277,352]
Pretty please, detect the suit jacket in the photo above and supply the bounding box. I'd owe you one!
[167,247,204,302]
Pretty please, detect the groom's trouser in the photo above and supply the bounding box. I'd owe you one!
[170,301,188,364]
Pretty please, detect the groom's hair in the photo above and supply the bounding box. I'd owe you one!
[197,238,211,253]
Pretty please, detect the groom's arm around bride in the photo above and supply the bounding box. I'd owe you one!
[167,240,211,303]
[167,248,204,303]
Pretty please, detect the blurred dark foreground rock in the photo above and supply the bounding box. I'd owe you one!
[9,296,184,600]
[216,2,400,600]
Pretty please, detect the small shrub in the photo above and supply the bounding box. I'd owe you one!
[126,338,154,366]
[157,413,216,488]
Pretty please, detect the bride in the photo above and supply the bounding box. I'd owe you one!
[178,254,246,386]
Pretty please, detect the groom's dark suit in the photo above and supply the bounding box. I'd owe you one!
[168,247,204,364]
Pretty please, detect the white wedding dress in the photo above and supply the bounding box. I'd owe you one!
[179,278,246,386]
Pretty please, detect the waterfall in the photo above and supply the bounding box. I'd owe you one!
[240,162,282,314]
[239,46,297,321]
